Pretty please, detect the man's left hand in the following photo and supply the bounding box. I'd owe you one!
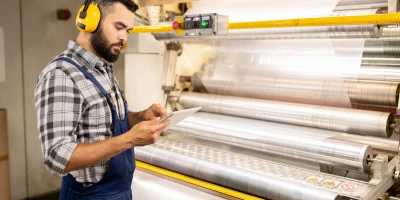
[140,103,168,121]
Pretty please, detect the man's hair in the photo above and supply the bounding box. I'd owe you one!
[98,0,139,21]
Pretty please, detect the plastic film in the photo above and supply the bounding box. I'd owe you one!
[136,140,341,200]
[192,73,399,107]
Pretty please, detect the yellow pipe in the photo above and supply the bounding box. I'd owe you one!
[130,13,400,34]
[136,160,263,200]
[229,13,400,29]
[129,25,173,33]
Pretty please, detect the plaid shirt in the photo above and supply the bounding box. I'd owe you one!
[35,40,127,185]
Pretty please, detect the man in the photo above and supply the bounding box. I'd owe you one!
[34,0,170,199]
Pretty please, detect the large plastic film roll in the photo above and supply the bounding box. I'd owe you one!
[192,73,400,108]
[179,92,394,138]
[136,144,341,200]
[335,0,388,10]
[170,112,373,173]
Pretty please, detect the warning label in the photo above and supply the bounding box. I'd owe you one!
[339,183,357,191]
[306,176,324,183]
[322,179,340,188]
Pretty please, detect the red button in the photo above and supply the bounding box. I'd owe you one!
[172,21,180,30]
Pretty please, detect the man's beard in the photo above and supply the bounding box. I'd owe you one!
[90,27,123,63]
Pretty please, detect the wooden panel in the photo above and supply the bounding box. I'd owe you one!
[0,109,10,200]
[0,109,8,155]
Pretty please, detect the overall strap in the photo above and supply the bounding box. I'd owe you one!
[51,57,116,108]
[113,80,128,104]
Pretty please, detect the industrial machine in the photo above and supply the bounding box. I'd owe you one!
[127,0,400,199]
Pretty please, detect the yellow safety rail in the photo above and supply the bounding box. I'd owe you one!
[136,160,263,200]
[129,12,400,33]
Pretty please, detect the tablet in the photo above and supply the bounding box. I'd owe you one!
[157,107,201,130]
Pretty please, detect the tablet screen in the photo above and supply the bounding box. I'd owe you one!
[158,107,201,130]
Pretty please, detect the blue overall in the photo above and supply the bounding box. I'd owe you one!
[52,57,135,200]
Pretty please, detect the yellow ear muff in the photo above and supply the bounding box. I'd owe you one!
[76,2,101,33]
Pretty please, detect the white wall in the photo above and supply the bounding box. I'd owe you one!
[0,0,147,198]
[125,54,165,111]
[20,0,129,197]
[0,0,27,199]
[0,27,6,83]
[124,28,165,111]
[21,0,83,197]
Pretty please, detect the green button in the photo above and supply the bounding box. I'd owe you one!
[201,21,208,27]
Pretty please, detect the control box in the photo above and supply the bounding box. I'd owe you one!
[172,13,229,36]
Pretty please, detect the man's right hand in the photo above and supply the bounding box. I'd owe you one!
[126,117,170,146]
[64,117,169,173]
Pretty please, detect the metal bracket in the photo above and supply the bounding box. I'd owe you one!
[388,0,400,13]
[388,0,400,28]
[395,130,400,181]
[393,120,400,181]
[397,74,400,115]
[370,154,389,185]
[394,97,400,181]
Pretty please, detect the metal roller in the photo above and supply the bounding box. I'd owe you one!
[153,10,382,41]
[136,142,341,200]
[357,65,400,82]
[382,27,400,39]
[179,92,394,138]
[169,112,373,173]
[330,133,398,156]
[362,57,400,66]
[363,40,400,58]
[191,73,400,107]
[347,80,400,105]
[351,103,397,114]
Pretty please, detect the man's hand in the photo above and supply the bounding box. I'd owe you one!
[140,103,169,121]
[125,117,170,146]
[128,103,169,128]
[64,117,170,173]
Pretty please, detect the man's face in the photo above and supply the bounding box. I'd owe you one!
[90,3,135,63]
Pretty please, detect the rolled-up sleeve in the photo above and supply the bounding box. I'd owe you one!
[35,67,83,176]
